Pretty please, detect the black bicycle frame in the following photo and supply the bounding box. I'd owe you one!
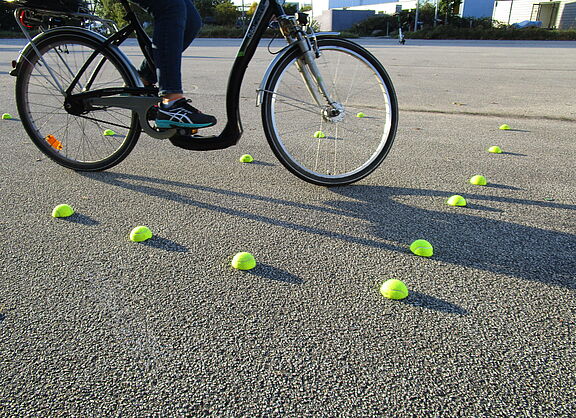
[70,0,285,151]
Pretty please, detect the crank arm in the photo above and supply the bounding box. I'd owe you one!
[87,96,177,139]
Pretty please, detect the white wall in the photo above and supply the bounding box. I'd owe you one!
[313,0,414,19]
[492,0,534,24]
[492,0,576,28]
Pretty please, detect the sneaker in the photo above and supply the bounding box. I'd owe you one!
[156,98,216,129]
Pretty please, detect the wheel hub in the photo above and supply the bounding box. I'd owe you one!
[63,96,87,116]
[323,103,345,123]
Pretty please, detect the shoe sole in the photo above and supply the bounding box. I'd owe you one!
[156,120,214,129]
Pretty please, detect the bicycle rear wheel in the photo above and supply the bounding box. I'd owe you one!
[261,38,398,186]
[16,32,140,171]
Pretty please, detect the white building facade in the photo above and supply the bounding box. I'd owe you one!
[312,0,496,19]
[492,0,576,28]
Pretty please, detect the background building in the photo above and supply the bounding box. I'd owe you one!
[313,0,497,31]
[492,0,576,28]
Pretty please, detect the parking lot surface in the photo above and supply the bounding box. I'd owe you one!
[0,38,575,415]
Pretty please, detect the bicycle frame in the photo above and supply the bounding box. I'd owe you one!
[73,0,284,150]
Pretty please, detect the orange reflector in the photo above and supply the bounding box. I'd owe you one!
[45,135,63,150]
[191,129,198,134]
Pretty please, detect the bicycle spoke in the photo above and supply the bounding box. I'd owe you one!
[19,36,137,168]
[264,41,396,184]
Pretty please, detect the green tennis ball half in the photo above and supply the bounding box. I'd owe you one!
[313,131,326,138]
[446,195,467,206]
[231,252,256,270]
[51,204,74,218]
[239,154,254,163]
[410,239,433,257]
[380,279,408,300]
[469,175,487,186]
[488,146,502,154]
[356,112,366,118]
[103,129,116,136]
[2,113,12,120]
[130,226,153,242]
[499,124,510,130]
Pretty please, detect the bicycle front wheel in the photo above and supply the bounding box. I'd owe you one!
[16,32,140,171]
[261,38,398,186]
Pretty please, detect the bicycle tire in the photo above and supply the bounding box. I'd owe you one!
[261,37,398,186]
[16,30,141,171]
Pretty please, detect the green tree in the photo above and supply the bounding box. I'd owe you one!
[214,1,239,26]
[438,0,462,24]
[247,2,258,17]
[196,0,231,20]
[0,4,17,32]
[96,0,150,27]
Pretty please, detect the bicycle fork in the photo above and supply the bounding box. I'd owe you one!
[279,19,343,122]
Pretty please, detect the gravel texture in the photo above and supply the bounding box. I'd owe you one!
[0,38,574,416]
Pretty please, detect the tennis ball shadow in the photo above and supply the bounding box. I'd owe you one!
[141,236,188,252]
[60,213,99,226]
[402,291,468,315]
[245,263,303,285]
[250,161,275,167]
[485,183,522,190]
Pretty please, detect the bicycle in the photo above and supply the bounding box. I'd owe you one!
[7,0,398,186]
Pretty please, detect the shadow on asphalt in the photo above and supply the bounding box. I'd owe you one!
[60,213,99,226]
[250,161,275,167]
[81,172,576,290]
[402,291,468,315]
[141,236,189,252]
[247,263,303,284]
[485,183,522,190]
[330,185,576,290]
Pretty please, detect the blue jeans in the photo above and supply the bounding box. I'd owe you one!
[135,0,202,96]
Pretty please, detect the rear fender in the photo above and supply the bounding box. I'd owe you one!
[10,26,141,87]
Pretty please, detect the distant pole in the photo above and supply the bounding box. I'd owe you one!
[508,0,514,25]
[414,0,420,31]
[242,0,246,30]
[434,0,439,27]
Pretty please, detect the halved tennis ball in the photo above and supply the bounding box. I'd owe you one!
[379,279,408,300]
[51,204,74,218]
[446,195,467,207]
[488,146,502,154]
[103,129,116,136]
[231,252,256,270]
[499,124,510,130]
[239,154,254,163]
[410,239,433,257]
[2,113,12,120]
[356,112,366,118]
[469,175,487,186]
[130,226,152,242]
[313,131,326,138]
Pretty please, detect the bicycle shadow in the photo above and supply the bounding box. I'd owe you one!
[81,172,576,290]
[328,185,575,289]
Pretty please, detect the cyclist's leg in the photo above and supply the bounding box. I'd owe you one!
[136,0,201,95]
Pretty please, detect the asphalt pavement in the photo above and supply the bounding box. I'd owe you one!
[0,38,575,415]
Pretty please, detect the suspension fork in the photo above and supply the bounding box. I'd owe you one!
[279,18,336,109]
